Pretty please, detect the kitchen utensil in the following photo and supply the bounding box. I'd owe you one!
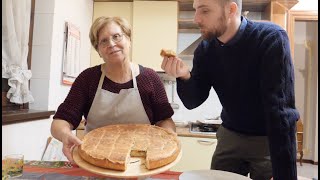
[179,170,252,180]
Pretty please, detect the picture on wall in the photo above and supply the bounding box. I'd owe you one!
[62,22,81,85]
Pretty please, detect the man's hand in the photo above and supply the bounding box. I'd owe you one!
[61,132,82,163]
[161,56,191,80]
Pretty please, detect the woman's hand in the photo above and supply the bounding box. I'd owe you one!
[51,119,83,163]
[156,118,176,134]
[61,132,82,163]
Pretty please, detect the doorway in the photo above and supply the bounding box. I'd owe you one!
[288,11,318,163]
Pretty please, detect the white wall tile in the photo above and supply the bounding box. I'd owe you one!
[2,118,53,160]
[32,13,54,45]
[177,33,201,54]
[31,45,51,79]
[47,0,93,111]
[35,0,55,14]
[175,29,222,122]
[29,78,50,110]
[163,82,222,122]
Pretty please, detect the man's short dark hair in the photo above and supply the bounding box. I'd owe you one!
[218,0,242,13]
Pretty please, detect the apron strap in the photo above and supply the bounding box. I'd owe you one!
[100,62,139,90]
[98,63,106,89]
[130,63,139,90]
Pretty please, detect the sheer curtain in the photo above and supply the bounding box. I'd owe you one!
[2,0,34,104]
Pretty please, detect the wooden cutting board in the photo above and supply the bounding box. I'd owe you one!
[72,146,182,178]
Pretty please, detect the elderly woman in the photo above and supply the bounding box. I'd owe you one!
[51,16,175,162]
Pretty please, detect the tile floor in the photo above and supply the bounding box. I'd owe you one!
[297,162,318,180]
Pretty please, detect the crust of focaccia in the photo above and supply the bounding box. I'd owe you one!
[160,49,176,57]
[78,146,130,171]
[145,126,181,169]
[78,124,180,171]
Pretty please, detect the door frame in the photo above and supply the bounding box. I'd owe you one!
[287,10,318,60]
[287,10,318,164]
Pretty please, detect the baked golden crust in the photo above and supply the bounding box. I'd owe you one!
[160,49,176,57]
[79,124,180,171]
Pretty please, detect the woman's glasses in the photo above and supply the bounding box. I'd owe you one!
[99,33,124,47]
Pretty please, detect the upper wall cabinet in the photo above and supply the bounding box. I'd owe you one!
[91,1,178,71]
[132,1,178,71]
[178,0,299,32]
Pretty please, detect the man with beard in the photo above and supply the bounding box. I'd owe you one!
[161,0,300,180]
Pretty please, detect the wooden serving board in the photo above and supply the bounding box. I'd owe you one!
[72,146,182,178]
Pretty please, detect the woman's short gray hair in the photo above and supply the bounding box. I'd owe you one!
[89,16,131,51]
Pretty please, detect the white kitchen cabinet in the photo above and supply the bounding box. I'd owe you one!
[132,1,178,71]
[91,2,133,67]
[171,136,217,172]
[91,1,178,71]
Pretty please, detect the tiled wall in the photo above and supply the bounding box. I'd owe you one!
[30,0,55,110]
[30,0,93,110]
[167,10,272,122]
[2,0,93,161]
[160,26,222,122]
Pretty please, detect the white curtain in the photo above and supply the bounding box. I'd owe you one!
[2,0,34,104]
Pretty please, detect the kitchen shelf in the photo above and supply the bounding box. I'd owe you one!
[178,18,198,30]
[178,0,299,31]
[179,0,270,11]
[178,0,298,11]
[2,109,55,125]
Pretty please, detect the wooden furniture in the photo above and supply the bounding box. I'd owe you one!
[76,119,86,139]
[91,1,178,71]
[296,119,304,166]
[287,10,318,60]
[2,109,55,125]
[178,0,299,32]
[171,136,217,172]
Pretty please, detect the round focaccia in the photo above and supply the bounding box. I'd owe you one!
[78,124,180,171]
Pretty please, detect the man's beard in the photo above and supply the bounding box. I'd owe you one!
[199,15,227,41]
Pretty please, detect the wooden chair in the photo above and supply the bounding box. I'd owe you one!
[296,119,304,166]
[76,119,86,140]
[41,137,68,161]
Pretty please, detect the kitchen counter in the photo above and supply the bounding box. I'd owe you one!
[176,126,216,138]
[76,121,216,139]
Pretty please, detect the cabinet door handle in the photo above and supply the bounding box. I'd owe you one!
[197,140,216,145]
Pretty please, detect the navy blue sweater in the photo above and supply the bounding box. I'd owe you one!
[177,17,300,180]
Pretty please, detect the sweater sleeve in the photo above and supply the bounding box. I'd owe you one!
[53,68,92,129]
[145,69,174,124]
[177,41,212,109]
[260,30,299,180]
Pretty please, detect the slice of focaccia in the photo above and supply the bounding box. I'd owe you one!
[160,49,176,57]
